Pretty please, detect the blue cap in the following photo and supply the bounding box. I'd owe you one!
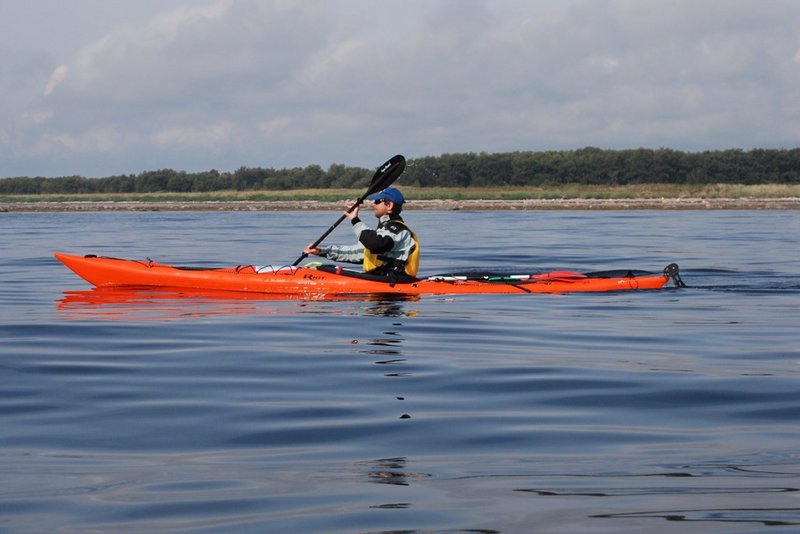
[367,187,404,205]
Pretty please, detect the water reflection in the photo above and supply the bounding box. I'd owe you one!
[55,287,420,321]
[355,326,413,412]
[350,304,424,493]
[359,457,431,487]
[358,299,419,318]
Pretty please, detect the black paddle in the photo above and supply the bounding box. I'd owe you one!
[292,154,406,266]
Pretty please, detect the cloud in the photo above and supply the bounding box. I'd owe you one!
[22,110,55,125]
[48,128,124,153]
[52,1,246,101]
[153,121,234,148]
[44,65,68,96]
[2,0,799,177]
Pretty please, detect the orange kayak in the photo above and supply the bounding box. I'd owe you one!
[55,252,682,296]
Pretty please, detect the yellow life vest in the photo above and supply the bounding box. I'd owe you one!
[362,221,420,277]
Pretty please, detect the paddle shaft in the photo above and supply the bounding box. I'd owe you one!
[305,211,350,252]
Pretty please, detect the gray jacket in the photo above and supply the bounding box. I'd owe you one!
[318,214,415,266]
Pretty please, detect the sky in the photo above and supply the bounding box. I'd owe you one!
[1,0,799,178]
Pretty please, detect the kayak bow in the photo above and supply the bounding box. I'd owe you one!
[55,253,683,296]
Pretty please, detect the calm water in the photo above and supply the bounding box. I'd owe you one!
[1,209,799,533]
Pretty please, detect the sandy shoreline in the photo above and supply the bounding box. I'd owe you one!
[2,198,800,212]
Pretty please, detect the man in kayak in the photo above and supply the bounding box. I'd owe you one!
[303,187,420,280]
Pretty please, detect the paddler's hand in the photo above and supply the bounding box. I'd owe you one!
[344,200,359,221]
[303,244,321,256]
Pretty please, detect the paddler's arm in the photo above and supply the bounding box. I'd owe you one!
[303,242,365,264]
[346,206,395,254]
[301,202,363,260]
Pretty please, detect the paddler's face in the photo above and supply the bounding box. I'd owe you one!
[372,198,393,217]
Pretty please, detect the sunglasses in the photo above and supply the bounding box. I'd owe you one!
[373,198,390,205]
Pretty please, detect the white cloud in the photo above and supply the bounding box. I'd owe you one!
[22,110,55,125]
[153,121,234,148]
[44,65,68,96]
[585,55,621,73]
[22,127,128,158]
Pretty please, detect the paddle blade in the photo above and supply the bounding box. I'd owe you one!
[364,154,405,199]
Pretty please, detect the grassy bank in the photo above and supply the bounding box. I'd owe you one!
[2,183,799,204]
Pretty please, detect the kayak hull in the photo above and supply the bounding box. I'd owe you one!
[55,253,673,296]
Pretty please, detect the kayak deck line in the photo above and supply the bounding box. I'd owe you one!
[54,252,685,296]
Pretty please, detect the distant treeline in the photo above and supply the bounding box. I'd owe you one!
[2,148,799,195]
